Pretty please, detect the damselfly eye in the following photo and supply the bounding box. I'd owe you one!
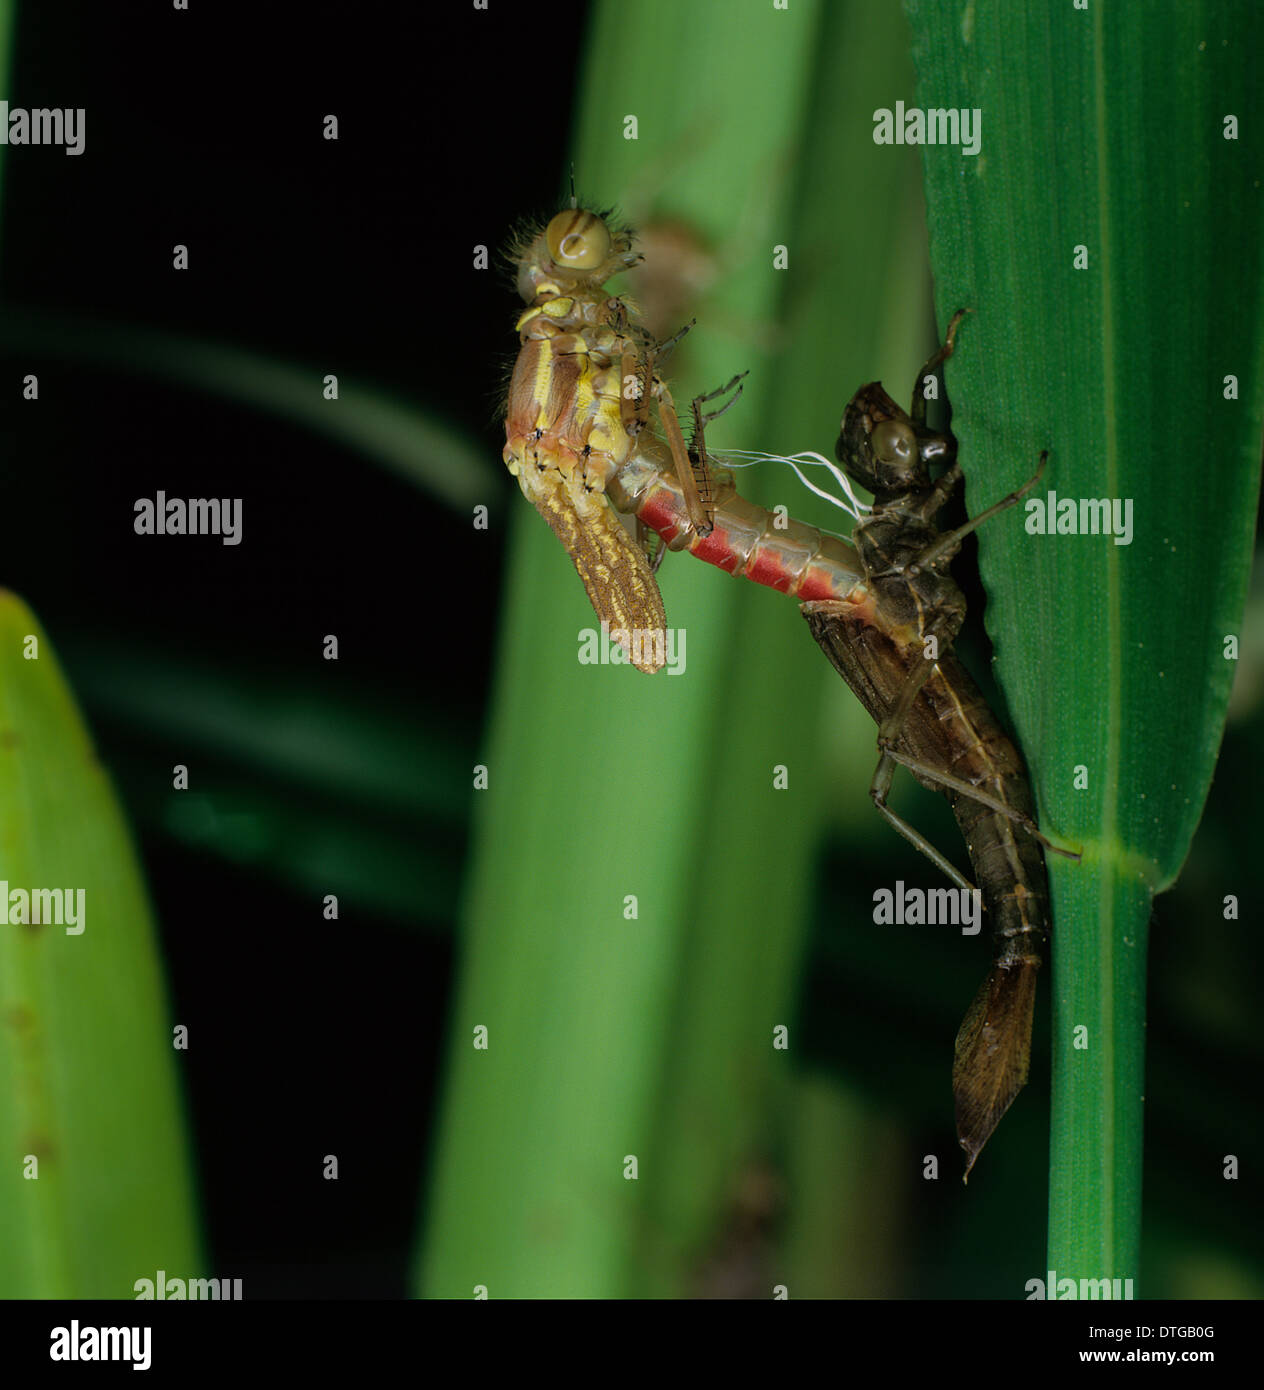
[545,211,612,270]
[871,419,915,467]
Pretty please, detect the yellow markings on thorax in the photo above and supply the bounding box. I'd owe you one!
[571,359,596,429]
[529,342,558,434]
[503,210,670,672]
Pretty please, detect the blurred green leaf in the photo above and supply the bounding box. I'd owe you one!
[0,593,200,1296]
[0,308,494,509]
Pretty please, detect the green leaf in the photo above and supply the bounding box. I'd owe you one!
[907,0,1264,1288]
[0,594,200,1296]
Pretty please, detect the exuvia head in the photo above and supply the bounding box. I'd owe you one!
[515,207,640,303]
[836,381,956,499]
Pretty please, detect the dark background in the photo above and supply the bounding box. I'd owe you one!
[1,0,585,1297]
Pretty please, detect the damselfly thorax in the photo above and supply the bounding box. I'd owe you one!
[504,208,721,672]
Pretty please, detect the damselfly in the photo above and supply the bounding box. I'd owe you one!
[503,206,720,672]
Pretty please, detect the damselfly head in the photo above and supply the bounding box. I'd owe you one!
[514,208,640,303]
[836,382,955,499]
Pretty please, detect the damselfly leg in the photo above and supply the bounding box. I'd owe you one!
[687,371,748,504]
[910,306,968,430]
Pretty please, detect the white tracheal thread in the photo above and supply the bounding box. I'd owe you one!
[721,449,872,524]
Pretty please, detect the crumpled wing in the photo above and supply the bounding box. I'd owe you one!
[522,465,667,674]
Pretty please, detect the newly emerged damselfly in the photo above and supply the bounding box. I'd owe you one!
[503,206,720,672]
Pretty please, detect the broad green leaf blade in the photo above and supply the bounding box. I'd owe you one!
[0,594,200,1296]
[907,0,1264,1288]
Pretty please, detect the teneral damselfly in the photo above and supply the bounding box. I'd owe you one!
[503,206,722,672]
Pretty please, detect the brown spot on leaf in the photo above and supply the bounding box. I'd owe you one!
[22,1134,56,1165]
[3,1005,34,1034]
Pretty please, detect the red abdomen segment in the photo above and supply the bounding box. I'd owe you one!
[610,449,863,602]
